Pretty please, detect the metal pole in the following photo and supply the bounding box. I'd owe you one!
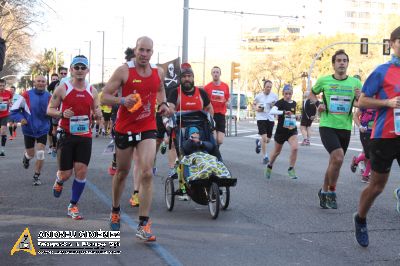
[85,40,92,83]
[203,37,206,86]
[228,80,233,136]
[55,47,58,74]
[98,31,105,85]
[182,0,189,63]
[102,32,105,85]
[122,17,125,58]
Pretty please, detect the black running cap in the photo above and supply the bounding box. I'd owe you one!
[180,63,193,77]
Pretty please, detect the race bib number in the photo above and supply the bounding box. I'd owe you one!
[283,114,296,129]
[211,90,225,103]
[0,102,7,111]
[329,95,351,114]
[70,115,89,135]
[394,109,400,135]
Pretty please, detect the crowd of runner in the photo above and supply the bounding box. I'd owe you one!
[1,26,400,248]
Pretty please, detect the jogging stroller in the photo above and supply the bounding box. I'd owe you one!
[164,110,237,219]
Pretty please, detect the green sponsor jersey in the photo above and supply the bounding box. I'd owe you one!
[312,75,361,130]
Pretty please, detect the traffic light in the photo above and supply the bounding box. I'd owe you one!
[383,39,391,55]
[231,62,240,80]
[360,38,368,55]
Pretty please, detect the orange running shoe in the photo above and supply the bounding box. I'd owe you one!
[136,220,156,241]
[53,181,63,197]
[67,204,83,220]
[110,212,121,231]
[129,193,139,207]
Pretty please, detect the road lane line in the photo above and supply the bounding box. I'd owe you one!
[86,180,183,266]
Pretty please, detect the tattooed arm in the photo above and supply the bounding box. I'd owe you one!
[47,84,66,118]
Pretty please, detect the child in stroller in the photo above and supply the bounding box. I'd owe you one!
[182,126,214,156]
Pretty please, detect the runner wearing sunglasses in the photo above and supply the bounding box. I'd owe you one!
[47,55,102,220]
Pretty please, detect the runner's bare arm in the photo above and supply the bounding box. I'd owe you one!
[101,65,128,106]
[204,103,214,117]
[156,67,167,104]
[353,108,361,127]
[359,93,400,109]
[91,89,103,119]
[157,67,169,116]
[47,84,65,118]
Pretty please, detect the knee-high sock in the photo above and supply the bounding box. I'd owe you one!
[70,178,86,205]
[355,152,365,164]
[363,161,371,177]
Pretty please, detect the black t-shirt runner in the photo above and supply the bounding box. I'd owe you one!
[274,98,297,134]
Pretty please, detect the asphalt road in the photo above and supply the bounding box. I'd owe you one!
[1,120,399,266]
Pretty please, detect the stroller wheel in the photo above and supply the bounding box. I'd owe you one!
[165,177,175,211]
[208,182,220,219]
[220,186,230,210]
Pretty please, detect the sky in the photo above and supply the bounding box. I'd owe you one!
[33,0,300,83]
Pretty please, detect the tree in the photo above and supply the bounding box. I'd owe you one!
[26,49,64,82]
[0,0,43,76]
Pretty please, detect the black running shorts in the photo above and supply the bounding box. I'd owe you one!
[115,130,157,150]
[274,130,298,144]
[360,132,371,159]
[57,134,92,170]
[213,113,226,133]
[319,127,351,154]
[0,116,8,126]
[369,138,400,174]
[300,117,313,127]
[24,134,47,149]
[156,113,167,139]
[257,120,274,138]
[102,111,111,122]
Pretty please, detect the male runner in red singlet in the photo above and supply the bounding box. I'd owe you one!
[101,36,169,242]
[47,55,102,220]
[204,66,230,146]
[0,78,12,156]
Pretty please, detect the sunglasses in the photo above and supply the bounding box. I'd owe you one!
[73,65,87,71]
[60,72,67,75]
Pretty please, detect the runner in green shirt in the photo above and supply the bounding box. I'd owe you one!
[309,49,361,209]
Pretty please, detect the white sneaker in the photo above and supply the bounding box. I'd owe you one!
[178,194,190,201]
[394,188,400,214]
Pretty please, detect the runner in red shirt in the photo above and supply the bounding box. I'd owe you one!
[168,63,213,114]
[47,55,102,220]
[0,78,12,156]
[101,36,169,242]
[204,66,230,146]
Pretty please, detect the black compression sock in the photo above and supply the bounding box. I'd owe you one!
[355,214,366,224]
[112,206,120,213]
[139,216,149,226]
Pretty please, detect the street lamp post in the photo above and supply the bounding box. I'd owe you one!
[85,40,92,83]
[97,31,105,86]
[182,0,189,63]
